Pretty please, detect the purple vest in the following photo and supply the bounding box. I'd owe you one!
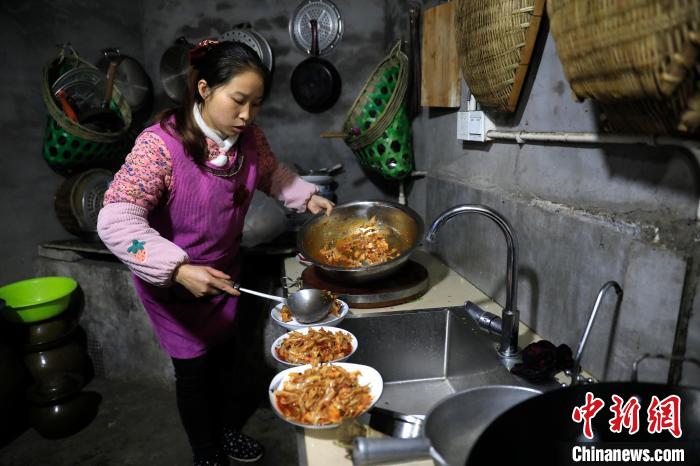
[133,119,258,358]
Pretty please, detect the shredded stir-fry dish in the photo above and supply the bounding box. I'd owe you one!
[276,328,354,365]
[279,298,342,323]
[319,217,400,267]
[274,365,373,425]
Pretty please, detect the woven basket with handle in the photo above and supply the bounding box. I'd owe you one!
[548,0,700,134]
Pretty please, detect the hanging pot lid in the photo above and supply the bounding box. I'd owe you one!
[218,24,274,72]
[289,0,343,56]
[97,48,153,115]
[159,37,192,104]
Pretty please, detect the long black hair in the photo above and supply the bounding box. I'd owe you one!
[156,41,272,165]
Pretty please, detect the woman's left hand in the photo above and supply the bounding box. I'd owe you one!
[307,194,334,216]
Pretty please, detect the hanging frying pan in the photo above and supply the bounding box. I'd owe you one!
[290,19,341,113]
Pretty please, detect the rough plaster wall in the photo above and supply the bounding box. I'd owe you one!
[140,0,403,205]
[0,0,144,284]
[410,9,699,381]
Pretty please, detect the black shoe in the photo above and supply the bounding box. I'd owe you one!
[193,449,229,466]
[221,428,264,463]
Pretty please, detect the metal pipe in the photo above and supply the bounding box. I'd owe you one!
[485,130,700,221]
[570,281,623,385]
[426,205,520,357]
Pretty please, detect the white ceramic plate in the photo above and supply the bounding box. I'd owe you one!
[270,299,349,331]
[270,326,358,366]
[269,362,383,429]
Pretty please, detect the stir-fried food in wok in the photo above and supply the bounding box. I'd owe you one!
[276,328,354,365]
[319,216,400,267]
[274,365,373,425]
[279,296,343,323]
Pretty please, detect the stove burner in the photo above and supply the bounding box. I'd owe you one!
[301,260,429,308]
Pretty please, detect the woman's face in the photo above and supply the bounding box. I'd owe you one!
[198,70,264,138]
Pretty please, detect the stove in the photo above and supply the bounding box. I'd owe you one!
[301,260,429,308]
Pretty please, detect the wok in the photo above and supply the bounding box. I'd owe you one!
[353,385,541,465]
[297,200,424,283]
[468,382,700,465]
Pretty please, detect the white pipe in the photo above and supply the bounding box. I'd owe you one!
[485,130,700,221]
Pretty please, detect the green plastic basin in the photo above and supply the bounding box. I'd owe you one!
[0,277,78,324]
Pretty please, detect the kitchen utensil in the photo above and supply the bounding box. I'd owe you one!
[297,201,424,283]
[79,59,125,132]
[406,7,421,119]
[0,277,78,324]
[159,37,193,103]
[290,19,342,113]
[289,0,343,56]
[269,362,383,429]
[353,385,542,465]
[234,285,332,324]
[97,48,153,116]
[421,2,460,107]
[270,325,358,366]
[54,90,79,123]
[365,407,425,439]
[218,24,274,72]
[18,308,79,351]
[270,299,349,331]
[468,381,700,465]
[51,66,106,118]
[454,0,544,112]
[54,169,113,239]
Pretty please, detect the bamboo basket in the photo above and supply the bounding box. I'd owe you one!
[548,0,700,134]
[454,0,545,113]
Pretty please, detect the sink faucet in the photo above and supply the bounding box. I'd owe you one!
[569,281,623,385]
[426,204,520,357]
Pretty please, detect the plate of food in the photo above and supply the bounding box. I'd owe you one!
[269,362,383,429]
[270,298,348,330]
[271,326,358,366]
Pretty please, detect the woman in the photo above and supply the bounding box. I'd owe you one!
[97,39,334,465]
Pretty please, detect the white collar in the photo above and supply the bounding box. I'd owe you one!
[193,104,239,154]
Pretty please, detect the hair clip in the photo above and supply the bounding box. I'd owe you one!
[188,39,220,63]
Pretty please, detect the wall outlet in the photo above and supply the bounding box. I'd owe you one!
[457,111,495,142]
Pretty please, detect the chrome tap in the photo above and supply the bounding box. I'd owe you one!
[569,281,623,385]
[426,205,520,357]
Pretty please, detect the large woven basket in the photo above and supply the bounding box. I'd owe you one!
[454,0,545,113]
[548,0,700,135]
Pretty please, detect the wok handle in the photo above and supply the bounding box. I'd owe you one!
[352,437,432,465]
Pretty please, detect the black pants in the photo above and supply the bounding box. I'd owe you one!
[171,337,255,458]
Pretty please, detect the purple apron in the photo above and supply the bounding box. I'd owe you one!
[133,119,258,359]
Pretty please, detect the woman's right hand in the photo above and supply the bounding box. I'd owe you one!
[172,264,241,298]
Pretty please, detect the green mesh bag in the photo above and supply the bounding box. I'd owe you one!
[341,41,413,180]
[41,46,132,175]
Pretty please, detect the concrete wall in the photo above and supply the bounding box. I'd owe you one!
[140,0,401,206]
[0,0,144,285]
[409,4,700,384]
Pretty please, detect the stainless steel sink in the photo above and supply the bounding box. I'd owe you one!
[339,305,533,415]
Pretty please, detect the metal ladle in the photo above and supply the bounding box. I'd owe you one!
[232,284,332,323]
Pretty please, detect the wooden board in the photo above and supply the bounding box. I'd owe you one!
[421,2,461,108]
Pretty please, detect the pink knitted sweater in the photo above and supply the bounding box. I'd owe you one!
[98,124,316,286]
